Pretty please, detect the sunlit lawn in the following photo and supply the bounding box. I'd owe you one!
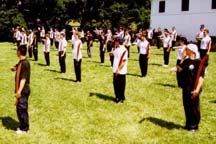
[0,42,215,144]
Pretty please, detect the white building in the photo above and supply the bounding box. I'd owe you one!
[150,0,216,40]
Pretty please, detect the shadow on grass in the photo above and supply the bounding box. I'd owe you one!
[45,69,60,73]
[0,116,19,130]
[55,77,77,82]
[156,83,177,88]
[139,117,182,130]
[89,92,115,101]
[210,100,216,104]
[149,63,162,67]
[37,63,47,66]
[127,73,140,77]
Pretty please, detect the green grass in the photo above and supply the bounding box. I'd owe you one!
[0,42,215,144]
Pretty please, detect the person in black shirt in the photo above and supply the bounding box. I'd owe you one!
[171,44,205,132]
[98,31,106,63]
[10,45,31,134]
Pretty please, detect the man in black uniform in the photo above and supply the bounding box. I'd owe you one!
[10,45,31,134]
[171,44,205,132]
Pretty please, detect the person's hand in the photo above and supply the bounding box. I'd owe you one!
[170,67,177,72]
[61,54,64,57]
[147,55,150,59]
[10,66,16,71]
[15,92,21,99]
[167,49,170,52]
[191,90,199,98]
[15,98,18,106]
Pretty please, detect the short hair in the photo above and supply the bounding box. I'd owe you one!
[18,45,27,56]
[179,37,187,44]
[204,29,209,33]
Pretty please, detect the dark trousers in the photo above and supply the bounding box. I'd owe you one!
[125,46,130,58]
[113,74,126,101]
[28,46,32,58]
[183,88,201,129]
[33,47,38,61]
[176,60,183,87]
[74,59,82,82]
[148,39,152,46]
[200,49,209,67]
[50,38,53,46]
[59,52,66,73]
[163,47,170,65]
[17,40,21,48]
[44,52,50,66]
[55,42,59,49]
[87,46,92,58]
[100,50,105,63]
[197,40,201,52]
[157,39,161,49]
[17,93,30,131]
[139,54,148,77]
[110,56,114,67]
[172,41,176,50]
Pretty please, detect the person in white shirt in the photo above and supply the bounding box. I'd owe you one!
[40,26,45,41]
[58,33,67,73]
[200,28,211,68]
[147,27,153,45]
[161,28,172,67]
[20,29,27,46]
[49,28,54,46]
[110,36,128,104]
[174,37,187,87]
[27,30,34,58]
[196,25,205,51]
[73,32,82,83]
[15,27,21,48]
[171,26,177,50]
[54,29,60,49]
[124,29,131,58]
[43,34,51,66]
[137,32,150,77]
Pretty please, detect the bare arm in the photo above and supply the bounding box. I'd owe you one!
[192,77,204,98]
[116,60,126,75]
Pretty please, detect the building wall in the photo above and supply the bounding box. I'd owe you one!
[151,0,216,40]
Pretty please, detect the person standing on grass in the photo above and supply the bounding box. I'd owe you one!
[161,28,172,67]
[27,30,34,58]
[98,31,106,63]
[73,32,82,83]
[20,29,27,46]
[173,37,187,87]
[86,31,93,58]
[58,32,67,73]
[43,34,51,66]
[110,37,128,104]
[200,28,211,71]
[54,28,60,50]
[147,27,153,45]
[156,27,162,49]
[10,45,31,134]
[32,33,38,61]
[171,26,177,51]
[137,32,150,78]
[49,28,54,46]
[196,25,205,51]
[170,44,205,132]
[124,29,131,58]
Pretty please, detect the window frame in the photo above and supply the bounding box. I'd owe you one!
[159,0,165,13]
[182,0,190,11]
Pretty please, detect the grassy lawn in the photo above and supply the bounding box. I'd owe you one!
[0,42,215,144]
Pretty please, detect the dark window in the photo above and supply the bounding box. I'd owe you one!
[212,0,216,9]
[159,1,165,13]
[182,0,189,11]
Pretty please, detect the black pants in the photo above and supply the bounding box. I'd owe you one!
[55,42,59,49]
[28,46,32,58]
[110,56,114,67]
[139,54,148,77]
[183,88,201,129]
[87,46,92,58]
[74,59,82,82]
[148,39,152,46]
[17,40,21,48]
[172,41,176,50]
[17,93,30,131]
[197,40,201,52]
[163,47,170,65]
[50,38,53,46]
[157,39,161,49]
[113,74,126,101]
[44,52,50,66]
[100,49,105,63]
[33,47,38,61]
[200,49,209,67]
[125,46,130,58]
[59,52,66,73]
[176,60,183,87]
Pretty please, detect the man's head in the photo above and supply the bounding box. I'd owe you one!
[185,44,199,59]
[115,36,123,46]
[17,45,27,57]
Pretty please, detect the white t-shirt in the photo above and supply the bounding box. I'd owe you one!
[50,30,54,39]
[124,34,131,46]
[40,29,45,37]
[16,31,21,41]
[138,39,150,55]
[197,31,204,39]
[71,34,76,45]
[113,45,128,74]
[27,33,34,46]
[54,31,60,42]
[177,45,186,60]
[200,35,211,50]
[73,39,82,60]
[147,29,153,39]
[171,30,177,41]
[20,33,27,45]
[163,35,172,48]
[58,38,67,52]
[43,38,51,52]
